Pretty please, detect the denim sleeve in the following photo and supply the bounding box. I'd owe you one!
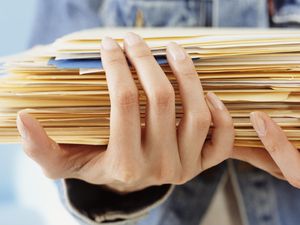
[55,179,173,225]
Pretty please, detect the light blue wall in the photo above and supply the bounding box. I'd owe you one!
[0,0,37,56]
[0,2,79,225]
[0,0,38,221]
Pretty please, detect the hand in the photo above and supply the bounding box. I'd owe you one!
[232,111,300,189]
[16,33,235,193]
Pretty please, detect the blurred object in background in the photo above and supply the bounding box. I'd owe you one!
[0,1,77,224]
[0,0,36,56]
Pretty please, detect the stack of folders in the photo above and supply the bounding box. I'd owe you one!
[1,28,300,147]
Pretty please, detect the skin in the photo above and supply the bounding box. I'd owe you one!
[16,33,300,193]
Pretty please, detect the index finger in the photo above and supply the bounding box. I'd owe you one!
[101,37,141,153]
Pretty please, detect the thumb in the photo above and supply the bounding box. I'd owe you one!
[16,110,65,179]
[16,110,105,181]
[17,110,58,161]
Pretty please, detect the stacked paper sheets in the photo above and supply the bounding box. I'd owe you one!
[1,28,300,147]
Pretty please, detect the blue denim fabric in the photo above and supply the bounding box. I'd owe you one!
[29,0,104,46]
[231,161,281,225]
[29,0,300,224]
[232,160,300,225]
[137,163,226,225]
[213,0,268,27]
[29,0,270,47]
[99,0,203,26]
[273,0,300,26]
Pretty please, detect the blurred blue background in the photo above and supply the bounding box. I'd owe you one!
[0,1,77,224]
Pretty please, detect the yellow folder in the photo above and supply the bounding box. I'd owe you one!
[1,28,300,148]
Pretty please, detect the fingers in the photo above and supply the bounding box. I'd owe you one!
[201,92,234,170]
[166,42,211,177]
[231,146,284,180]
[123,33,177,146]
[16,111,100,180]
[250,111,300,188]
[101,37,141,154]
[123,33,179,168]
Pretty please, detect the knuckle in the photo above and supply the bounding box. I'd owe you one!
[133,52,152,61]
[103,51,125,67]
[181,70,198,79]
[266,141,281,154]
[149,86,175,108]
[114,88,139,107]
[187,110,211,130]
[105,57,124,67]
[219,115,234,129]
[264,133,291,154]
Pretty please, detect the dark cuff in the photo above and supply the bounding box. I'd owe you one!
[57,179,173,224]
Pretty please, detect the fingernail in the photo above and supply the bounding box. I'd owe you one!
[124,32,142,46]
[101,37,119,50]
[250,112,267,137]
[206,92,225,110]
[167,42,186,61]
[16,112,29,140]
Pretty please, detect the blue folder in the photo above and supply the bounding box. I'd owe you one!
[48,55,169,69]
